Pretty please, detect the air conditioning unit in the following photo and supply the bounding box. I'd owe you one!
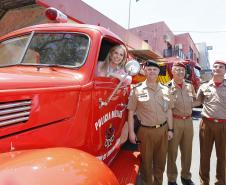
[163,34,171,42]
[175,43,183,49]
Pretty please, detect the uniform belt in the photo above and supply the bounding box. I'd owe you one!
[204,117,226,123]
[173,114,191,120]
[140,121,167,129]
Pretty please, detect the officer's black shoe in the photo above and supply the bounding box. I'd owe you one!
[181,177,195,185]
[168,182,178,185]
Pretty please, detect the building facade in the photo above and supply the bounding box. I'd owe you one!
[129,21,200,64]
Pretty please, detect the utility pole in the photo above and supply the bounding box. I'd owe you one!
[128,0,132,30]
[127,0,140,45]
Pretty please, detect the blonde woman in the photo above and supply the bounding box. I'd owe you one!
[96,45,132,85]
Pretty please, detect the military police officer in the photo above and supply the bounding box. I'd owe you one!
[197,60,226,185]
[128,60,174,185]
[167,62,196,185]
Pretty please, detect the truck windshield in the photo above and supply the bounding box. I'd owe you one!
[0,35,30,67]
[0,32,89,68]
[22,32,89,67]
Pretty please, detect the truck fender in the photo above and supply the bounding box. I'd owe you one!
[0,147,119,185]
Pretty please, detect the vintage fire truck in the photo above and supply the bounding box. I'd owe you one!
[0,9,141,185]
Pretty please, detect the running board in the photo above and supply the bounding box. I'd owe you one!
[110,150,141,185]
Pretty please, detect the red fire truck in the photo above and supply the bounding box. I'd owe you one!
[0,9,141,185]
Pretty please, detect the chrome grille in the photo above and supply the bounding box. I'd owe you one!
[0,100,32,127]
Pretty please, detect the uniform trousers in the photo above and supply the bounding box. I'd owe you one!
[199,117,226,185]
[225,135,226,185]
[225,140,226,185]
[167,118,193,182]
[137,124,168,185]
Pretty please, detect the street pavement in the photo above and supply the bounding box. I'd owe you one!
[163,108,217,185]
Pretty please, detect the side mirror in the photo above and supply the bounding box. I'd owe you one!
[124,59,140,76]
[99,60,140,108]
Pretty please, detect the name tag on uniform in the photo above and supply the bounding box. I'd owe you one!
[138,94,148,98]
[203,87,212,95]
[138,93,149,102]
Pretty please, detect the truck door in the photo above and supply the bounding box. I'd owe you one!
[92,40,129,164]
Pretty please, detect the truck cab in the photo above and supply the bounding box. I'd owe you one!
[0,23,140,185]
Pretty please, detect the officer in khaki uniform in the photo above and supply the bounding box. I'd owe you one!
[128,60,174,185]
[197,60,226,185]
[167,62,196,185]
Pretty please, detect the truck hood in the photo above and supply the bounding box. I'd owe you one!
[0,66,84,89]
[0,66,90,143]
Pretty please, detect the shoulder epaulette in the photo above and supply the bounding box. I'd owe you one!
[159,83,168,90]
[132,82,143,89]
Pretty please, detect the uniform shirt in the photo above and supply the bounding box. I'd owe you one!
[197,79,226,119]
[128,80,172,127]
[168,80,196,116]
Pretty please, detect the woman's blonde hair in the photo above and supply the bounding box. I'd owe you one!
[101,44,127,70]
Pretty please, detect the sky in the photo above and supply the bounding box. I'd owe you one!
[82,0,226,66]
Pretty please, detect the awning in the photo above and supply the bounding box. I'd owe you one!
[128,49,162,61]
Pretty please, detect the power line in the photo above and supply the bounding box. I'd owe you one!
[173,31,226,33]
[133,30,226,34]
[131,28,226,36]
